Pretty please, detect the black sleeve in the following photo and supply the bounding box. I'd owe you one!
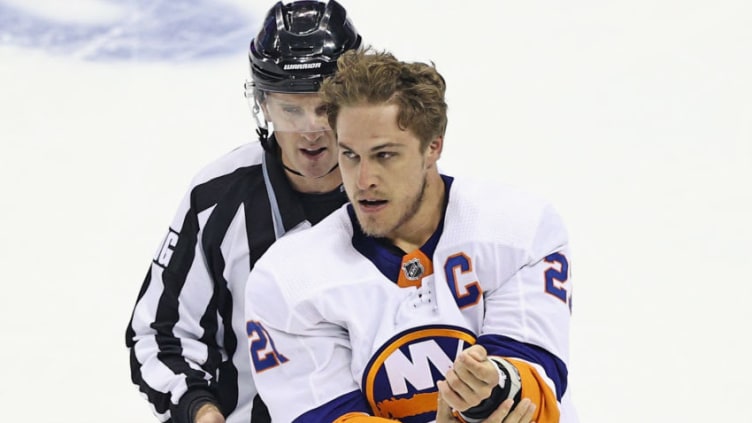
[125,188,223,422]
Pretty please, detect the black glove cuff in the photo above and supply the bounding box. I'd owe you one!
[461,385,506,420]
[460,358,522,421]
[173,389,220,423]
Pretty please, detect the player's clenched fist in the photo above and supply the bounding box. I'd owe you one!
[437,345,499,411]
[437,345,534,423]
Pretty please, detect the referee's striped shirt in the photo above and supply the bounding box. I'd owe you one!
[125,140,348,423]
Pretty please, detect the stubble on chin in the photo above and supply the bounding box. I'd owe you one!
[355,178,426,240]
[356,214,387,238]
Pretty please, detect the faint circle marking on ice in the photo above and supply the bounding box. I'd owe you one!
[0,0,256,61]
[0,0,126,24]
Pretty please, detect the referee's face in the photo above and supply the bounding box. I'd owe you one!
[263,92,340,191]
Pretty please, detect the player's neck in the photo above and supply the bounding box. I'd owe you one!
[390,172,445,253]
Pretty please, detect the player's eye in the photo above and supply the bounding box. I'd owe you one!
[341,150,358,160]
[376,152,395,160]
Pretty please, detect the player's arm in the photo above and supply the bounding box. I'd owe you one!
[246,315,382,422]
[246,260,394,422]
[467,204,573,423]
[125,187,224,423]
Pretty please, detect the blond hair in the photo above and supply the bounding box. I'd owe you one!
[320,49,448,150]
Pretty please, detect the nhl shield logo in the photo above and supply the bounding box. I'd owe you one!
[402,258,424,281]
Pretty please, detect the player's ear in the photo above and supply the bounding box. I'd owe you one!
[424,135,443,168]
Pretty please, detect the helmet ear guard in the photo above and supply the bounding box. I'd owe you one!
[243,81,272,149]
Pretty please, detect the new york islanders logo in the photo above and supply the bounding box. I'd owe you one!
[362,325,476,423]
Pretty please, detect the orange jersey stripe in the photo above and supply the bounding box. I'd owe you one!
[334,412,401,423]
[374,391,438,419]
[505,358,561,423]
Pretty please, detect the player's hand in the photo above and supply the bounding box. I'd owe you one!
[436,344,499,411]
[436,395,537,423]
[195,403,225,423]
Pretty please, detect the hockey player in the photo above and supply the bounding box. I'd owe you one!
[244,49,578,422]
[125,2,361,422]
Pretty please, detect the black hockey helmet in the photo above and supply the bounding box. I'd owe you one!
[249,0,362,93]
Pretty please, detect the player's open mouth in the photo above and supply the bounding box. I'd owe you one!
[301,147,326,158]
[358,199,387,210]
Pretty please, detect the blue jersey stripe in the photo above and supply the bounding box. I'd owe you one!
[477,334,568,400]
[293,390,371,423]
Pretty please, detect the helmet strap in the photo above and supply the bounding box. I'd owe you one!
[250,95,272,151]
[281,161,339,179]
[256,127,270,150]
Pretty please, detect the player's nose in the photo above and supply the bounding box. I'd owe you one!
[356,160,378,189]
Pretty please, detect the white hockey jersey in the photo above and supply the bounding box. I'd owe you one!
[245,176,578,423]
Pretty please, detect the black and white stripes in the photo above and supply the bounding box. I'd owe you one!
[125,140,345,423]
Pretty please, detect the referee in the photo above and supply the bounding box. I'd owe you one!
[125,2,361,422]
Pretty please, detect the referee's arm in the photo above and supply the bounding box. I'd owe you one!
[126,199,222,423]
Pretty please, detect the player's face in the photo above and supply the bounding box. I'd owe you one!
[262,92,338,182]
[337,103,442,242]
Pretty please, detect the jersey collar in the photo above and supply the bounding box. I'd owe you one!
[348,174,454,283]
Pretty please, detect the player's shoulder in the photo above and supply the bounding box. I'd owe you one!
[259,205,354,266]
[450,175,554,218]
[447,176,564,247]
[190,141,264,186]
[250,206,364,301]
[453,175,546,203]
